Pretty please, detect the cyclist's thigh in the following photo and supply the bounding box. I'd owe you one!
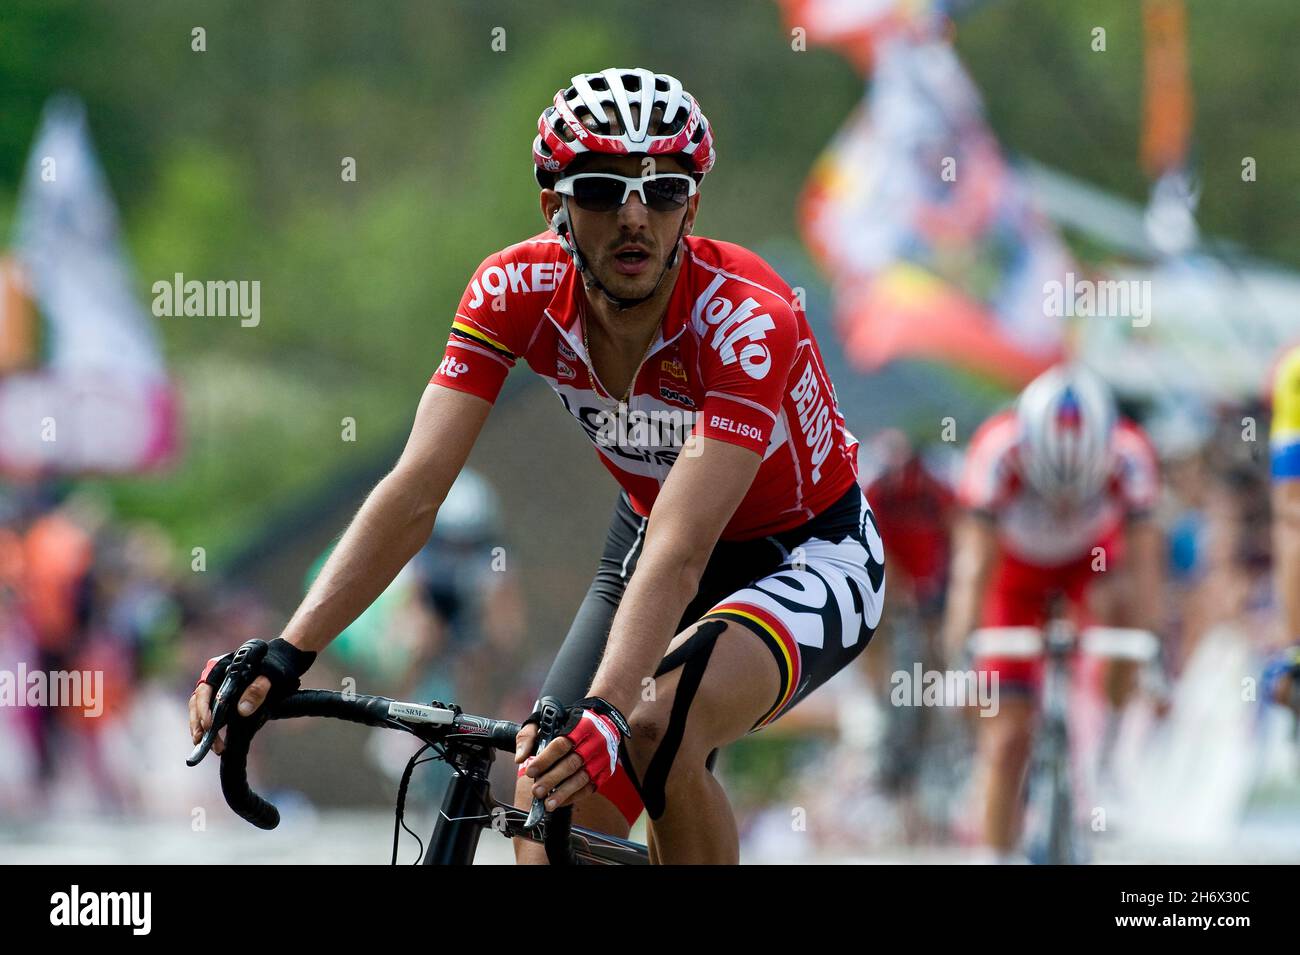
[711,487,886,732]
[979,552,1059,694]
[978,694,1036,742]
[627,617,783,761]
[629,484,888,761]
[975,697,1036,791]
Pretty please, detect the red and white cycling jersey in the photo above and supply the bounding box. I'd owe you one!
[957,409,1159,566]
[431,231,859,540]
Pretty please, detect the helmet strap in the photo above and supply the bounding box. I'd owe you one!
[561,197,688,312]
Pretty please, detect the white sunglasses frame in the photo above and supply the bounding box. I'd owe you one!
[553,172,698,210]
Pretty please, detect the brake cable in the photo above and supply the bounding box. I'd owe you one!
[392,742,440,864]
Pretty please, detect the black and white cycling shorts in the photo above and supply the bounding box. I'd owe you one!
[539,481,886,731]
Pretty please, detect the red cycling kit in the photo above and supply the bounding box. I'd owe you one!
[431,231,859,539]
[958,409,1159,689]
[864,455,954,609]
[432,231,887,823]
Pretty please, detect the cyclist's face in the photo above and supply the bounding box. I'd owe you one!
[542,154,698,299]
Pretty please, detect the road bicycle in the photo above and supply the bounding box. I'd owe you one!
[189,643,648,864]
[879,598,971,841]
[969,620,1159,864]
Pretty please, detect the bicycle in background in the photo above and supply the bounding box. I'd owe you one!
[968,621,1160,864]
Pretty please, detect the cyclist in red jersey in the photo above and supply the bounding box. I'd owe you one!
[863,429,955,614]
[189,68,885,865]
[438,222,858,537]
[941,366,1165,858]
[861,430,955,814]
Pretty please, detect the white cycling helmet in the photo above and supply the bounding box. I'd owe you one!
[532,67,716,189]
[431,468,501,546]
[1015,366,1117,502]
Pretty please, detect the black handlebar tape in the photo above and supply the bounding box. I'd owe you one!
[545,805,576,866]
[487,719,523,753]
[219,691,388,831]
[219,719,281,831]
[218,690,524,829]
[270,689,395,726]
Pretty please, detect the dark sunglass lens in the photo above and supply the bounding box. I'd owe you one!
[571,177,625,211]
[645,178,690,211]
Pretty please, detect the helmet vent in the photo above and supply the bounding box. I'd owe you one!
[534,69,717,184]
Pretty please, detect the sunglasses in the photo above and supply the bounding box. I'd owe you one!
[554,172,697,213]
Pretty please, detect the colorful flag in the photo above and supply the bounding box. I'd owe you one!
[2,96,178,475]
[796,24,1070,385]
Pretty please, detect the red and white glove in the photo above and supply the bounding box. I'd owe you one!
[559,697,631,790]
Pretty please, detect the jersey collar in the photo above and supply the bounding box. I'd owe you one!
[544,238,694,365]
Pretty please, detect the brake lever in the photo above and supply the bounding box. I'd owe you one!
[523,696,567,831]
[187,639,268,767]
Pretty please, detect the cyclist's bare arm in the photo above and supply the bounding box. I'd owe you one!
[189,384,491,746]
[278,384,490,652]
[519,438,762,784]
[942,511,997,662]
[584,437,762,716]
[1093,515,1166,710]
[1274,480,1300,644]
[1123,516,1165,635]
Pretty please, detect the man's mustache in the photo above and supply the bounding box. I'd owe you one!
[608,239,656,253]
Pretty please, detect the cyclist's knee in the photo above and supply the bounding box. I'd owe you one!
[623,618,779,817]
[627,706,667,757]
[512,773,547,865]
[623,689,724,820]
[651,746,715,806]
[512,768,534,808]
[985,716,1034,771]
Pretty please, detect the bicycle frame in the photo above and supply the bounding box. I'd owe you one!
[1037,617,1078,865]
[423,735,649,865]
[422,739,496,864]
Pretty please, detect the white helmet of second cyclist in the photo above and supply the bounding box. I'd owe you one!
[431,468,501,546]
[1015,365,1117,503]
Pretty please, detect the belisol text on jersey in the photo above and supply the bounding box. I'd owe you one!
[789,359,835,482]
[708,416,764,441]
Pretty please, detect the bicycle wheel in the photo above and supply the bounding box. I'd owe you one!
[1043,731,1074,864]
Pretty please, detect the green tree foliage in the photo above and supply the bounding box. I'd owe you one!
[0,0,1294,560]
